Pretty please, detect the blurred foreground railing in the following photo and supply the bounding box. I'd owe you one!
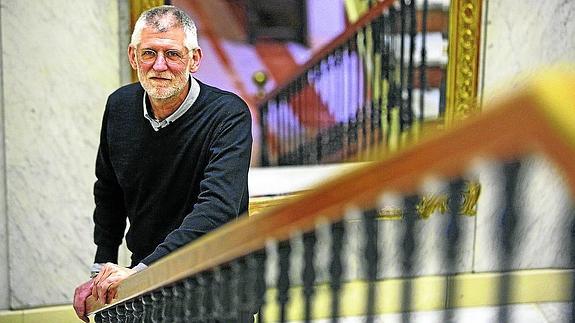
[88,71,575,322]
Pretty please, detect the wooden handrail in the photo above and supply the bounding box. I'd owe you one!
[87,69,575,315]
[257,0,396,105]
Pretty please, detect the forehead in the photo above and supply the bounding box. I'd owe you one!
[139,25,186,49]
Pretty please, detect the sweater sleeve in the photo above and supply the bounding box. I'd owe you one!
[141,99,252,265]
[93,103,128,264]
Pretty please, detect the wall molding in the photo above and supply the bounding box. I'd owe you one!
[445,0,484,126]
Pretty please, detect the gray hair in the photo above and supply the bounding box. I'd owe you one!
[130,5,199,51]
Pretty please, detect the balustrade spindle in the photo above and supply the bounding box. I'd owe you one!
[161,285,174,320]
[142,294,154,322]
[372,16,382,147]
[355,34,362,155]
[497,161,521,323]
[212,268,224,321]
[98,309,107,323]
[386,9,397,143]
[255,251,268,323]
[314,65,322,164]
[327,55,336,159]
[442,179,465,322]
[363,208,379,323]
[230,261,242,321]
[183,278,195,322]
[172,283,185,322]
[116,300,127,322]
[401,196,418,323]
[260,102,269,166]
[419,0,429,122]
[196,274,208,322]
[273,99,280,166]
[288,84,295,165]
[405,0,417,131]
[364,26,372,154]
[296,78,304,164]
[222,267,234,321]
[94,311,103,323]
[286,92,292,165]
[293,82,299,164]
[277,242,292,322]
[344,39,355,156]
[281,97,286,165]
[399,0,409,132]
[150,290,163,323]
[381,11,390,145]
[132,296,145,322]
[302,231,317,322]
[329,221,345,322]
[245,254,258,321]
[123,300,134,323]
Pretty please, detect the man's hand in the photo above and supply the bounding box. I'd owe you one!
[73,279,93,322]
[91,263,137,304]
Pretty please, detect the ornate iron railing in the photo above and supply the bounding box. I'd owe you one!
[259,0,444,166]
[87,71,575,322]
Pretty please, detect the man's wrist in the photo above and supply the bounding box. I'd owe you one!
[90,263,104,278]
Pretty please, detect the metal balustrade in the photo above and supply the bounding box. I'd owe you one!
[88,72,575,322]
[259,0,442,166]
[93,162,574,322]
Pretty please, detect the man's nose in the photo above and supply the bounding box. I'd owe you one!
[152,53,168,71]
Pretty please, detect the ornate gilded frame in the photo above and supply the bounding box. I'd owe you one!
[129,0,166,27]
[129,0,167,81]
[445,0,484,126]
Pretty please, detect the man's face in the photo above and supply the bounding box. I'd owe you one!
[130,26,200,101]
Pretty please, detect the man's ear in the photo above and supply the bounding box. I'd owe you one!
[128,45,138,70]
[189,48,203,73]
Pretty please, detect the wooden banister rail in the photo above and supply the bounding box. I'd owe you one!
[87,69,575,316]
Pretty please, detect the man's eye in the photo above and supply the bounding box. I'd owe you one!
[166,51,182,59]
[141,50,156,58]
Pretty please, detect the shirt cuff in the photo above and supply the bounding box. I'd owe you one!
[132,263,148,272]
[90,263,104,278]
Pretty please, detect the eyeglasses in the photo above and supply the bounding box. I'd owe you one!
[138,48,189,66]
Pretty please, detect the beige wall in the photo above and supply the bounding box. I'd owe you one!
[481,0,575,104]
[0,4,8,309]
[0,0,122,309]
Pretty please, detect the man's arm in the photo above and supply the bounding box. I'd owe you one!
[93,105,127,264]
[141,99,252,265]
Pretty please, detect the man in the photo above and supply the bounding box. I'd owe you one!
[73,5,252,321]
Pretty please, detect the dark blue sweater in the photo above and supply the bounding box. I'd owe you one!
[93,80,252,266]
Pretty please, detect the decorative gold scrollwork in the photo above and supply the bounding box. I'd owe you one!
[377,207,403,220]
[461,181,481,216]
[377,181,482,221]
[416,194,449,219]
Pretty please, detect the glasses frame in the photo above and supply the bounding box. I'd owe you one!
[136,46,191,67]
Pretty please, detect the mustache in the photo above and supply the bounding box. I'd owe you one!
[146,70,188,80]
[147,72,173,79]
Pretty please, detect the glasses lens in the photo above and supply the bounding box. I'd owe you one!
[139,49,187,65]
[140,50,156,64]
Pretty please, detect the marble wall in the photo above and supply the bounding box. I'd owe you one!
[0,0,122,309]
[481,0,575,104]
[0,0,573,312]
[0,4,8,309]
